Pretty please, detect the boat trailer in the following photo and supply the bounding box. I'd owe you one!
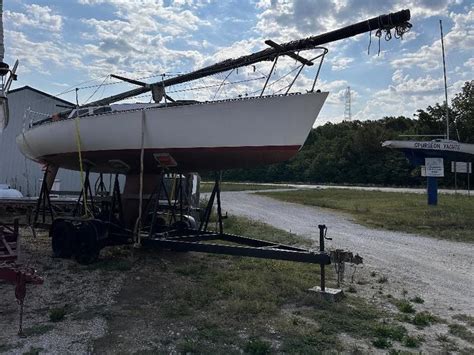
[42,170,362,295]
[0,219,43,335]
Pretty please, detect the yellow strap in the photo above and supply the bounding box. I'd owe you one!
[74,115,90,218]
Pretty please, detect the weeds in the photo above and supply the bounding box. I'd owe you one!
[22,324,54,337]
[394,299,415,314]
[410,296,424,304]
[403,335,423,348]
[412,311,438,327]
[449,323,474,343]
[453,314,474,327]
[436,334,459,352]
[22,347,43,355]
[244,338,271,354]
[372,337,392,349]
[49,307,67,322]
[374,324,407,341]
[86,258,132,272]
[377,275,388,284]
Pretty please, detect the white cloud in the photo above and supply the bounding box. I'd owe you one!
[330,56,354,71]
[464,57,474,68]
[5,4,63,32]
[5,31,81,73]
[352,69,468,122]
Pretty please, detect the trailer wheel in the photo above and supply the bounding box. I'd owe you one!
[50,219,77,258]
[75,221,100,264]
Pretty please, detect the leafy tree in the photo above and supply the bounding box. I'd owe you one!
[451,80,474,143]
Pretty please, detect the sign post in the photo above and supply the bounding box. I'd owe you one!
[425,158,444,205]
[451,162,472,196]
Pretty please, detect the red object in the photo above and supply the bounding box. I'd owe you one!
[0,220,43,335]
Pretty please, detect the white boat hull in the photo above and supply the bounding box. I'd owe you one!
[17,92,328,173]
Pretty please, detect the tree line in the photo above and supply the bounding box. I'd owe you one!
[219,81,473,187]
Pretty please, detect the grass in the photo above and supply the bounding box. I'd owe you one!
[449,323,474,343]
[49,307,67,322]
[374,324,407,341]
[392,299,416,314]
[453,314,474,327]
[93,215,390,353]
[258,188,474,242]
[22,347,43,355]
[437,334,459,352]
[403,335,423,348]
[22,324,54,337]
[0,343,18,352]
[412,311,438,327]
[85,258,133,272]
[200,181,289,193]
[244,338,272,354]
[410,296,425,304]
[372,337,392,349]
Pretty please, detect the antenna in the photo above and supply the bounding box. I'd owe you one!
[344,86,352,121]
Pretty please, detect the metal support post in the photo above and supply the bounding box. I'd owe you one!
[215,173,224,235]
[319,224,327,292]
[427,177,438,206]
[148,173,164,238]
[33,168,54,225]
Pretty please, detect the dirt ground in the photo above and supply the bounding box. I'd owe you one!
[1,194,473,353]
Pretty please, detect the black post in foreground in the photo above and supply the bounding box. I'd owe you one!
[319,224,327,292]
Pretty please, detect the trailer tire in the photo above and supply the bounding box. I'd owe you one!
[75,221,100,264]
[50,219,77,258]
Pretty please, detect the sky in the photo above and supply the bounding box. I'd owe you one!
[3,0,473,125]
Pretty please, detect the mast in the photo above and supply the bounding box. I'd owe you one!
[87,9,411,107]
[439,20,450,140]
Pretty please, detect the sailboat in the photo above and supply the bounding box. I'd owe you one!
[17,10,411,176]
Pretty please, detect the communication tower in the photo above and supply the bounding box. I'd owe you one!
[344,86,351,121]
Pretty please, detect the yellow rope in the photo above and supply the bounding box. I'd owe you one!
[74,115,90,218]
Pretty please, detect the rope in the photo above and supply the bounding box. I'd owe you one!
[73,115,91,218]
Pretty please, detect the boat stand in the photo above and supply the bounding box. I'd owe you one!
[33,168,55,228]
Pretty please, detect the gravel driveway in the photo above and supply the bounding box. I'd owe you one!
[220,191,474,319]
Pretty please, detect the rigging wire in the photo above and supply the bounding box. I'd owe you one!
[83,75,110,104]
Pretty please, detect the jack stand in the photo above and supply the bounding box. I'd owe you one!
[199,173,224,234]
[33,168,55,227]
[73,169,95,217]
[308,224,344,302]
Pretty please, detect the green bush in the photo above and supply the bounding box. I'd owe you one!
[413,312,437,327]
[49,307,67,322]
[396,300,415,314]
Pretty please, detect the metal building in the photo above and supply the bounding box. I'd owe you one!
[0,86,93,196]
